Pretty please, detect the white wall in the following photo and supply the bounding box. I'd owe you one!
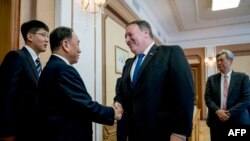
[105,17,133,105]
[232,55,250,76]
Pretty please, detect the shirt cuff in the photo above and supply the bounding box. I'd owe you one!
[172,133,186,140]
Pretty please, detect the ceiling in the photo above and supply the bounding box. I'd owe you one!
[120,0,250,48]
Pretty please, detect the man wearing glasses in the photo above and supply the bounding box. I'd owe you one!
[0,20,49,141]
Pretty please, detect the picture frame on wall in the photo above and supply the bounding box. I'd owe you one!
[115,45,129,74]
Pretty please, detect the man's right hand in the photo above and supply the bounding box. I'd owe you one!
[216,109,230,122]
[113,102,123,120]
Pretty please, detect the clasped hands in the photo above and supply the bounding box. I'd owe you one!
[216,109,230,122]
[113,102,123,120]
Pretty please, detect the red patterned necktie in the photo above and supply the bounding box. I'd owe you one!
[222,75,228,110]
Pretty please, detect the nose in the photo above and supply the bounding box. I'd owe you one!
[125,38,130,45]
[217,61,221,66]
[45,37,49,42]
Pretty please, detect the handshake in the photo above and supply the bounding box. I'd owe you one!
[112,102,123,120]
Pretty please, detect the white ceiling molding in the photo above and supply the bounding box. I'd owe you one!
[120,0,250,47]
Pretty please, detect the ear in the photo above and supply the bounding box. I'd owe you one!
[230,59,233,64]
[27,33,33,42]
[144,29,150,38]
[62,40,70,52]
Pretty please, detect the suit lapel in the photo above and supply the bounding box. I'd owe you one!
[215,74,222,102]
[228,71,236,98]
[125,57,135,88]
[21,47,39,79]
[134,45,159,85]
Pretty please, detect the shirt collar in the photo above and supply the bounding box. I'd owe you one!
[52,54,70,65]
[221,70,232,78]
[142,42,155,56]
[24,45,39,61]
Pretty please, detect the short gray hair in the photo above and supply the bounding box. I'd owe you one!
[216,49,234,60]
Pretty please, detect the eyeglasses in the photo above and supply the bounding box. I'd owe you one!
[34,32,49,38]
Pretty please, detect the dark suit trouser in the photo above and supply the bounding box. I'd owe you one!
[210,124,230,141]
[117,115,128,141]
[210,127,225,141]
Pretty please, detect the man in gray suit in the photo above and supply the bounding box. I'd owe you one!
[205,49,250,141]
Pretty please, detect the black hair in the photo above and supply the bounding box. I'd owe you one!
[21,20,49,41]
[49,26,73,51]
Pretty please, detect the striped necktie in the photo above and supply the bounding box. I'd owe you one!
[35,58,42,77]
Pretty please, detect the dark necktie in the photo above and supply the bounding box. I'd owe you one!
[132,54,144,86]
[35,58,42,77]
[222,75,228,110]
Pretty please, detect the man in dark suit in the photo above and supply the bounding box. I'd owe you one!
[205,49,250,141]
[115,77,128,141]
[113,20,194,141]
[38,26,122,141]
[0,20,49,141]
